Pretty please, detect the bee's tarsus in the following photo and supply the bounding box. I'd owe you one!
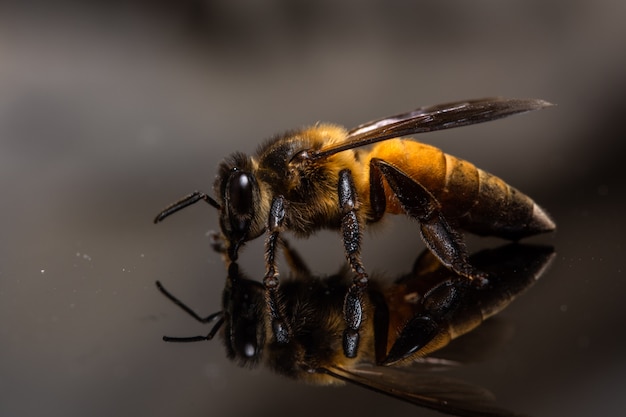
[342,328,360,359]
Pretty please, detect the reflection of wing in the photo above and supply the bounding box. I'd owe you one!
[320,364,528,417]
[312,98,552,159]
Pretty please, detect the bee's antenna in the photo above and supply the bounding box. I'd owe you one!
[153,191,220,224]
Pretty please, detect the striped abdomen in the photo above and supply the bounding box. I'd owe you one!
[366,139,555,240]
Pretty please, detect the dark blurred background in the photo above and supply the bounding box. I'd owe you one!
[1,1,624,416]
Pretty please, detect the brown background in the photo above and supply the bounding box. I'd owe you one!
[1,1,624,416]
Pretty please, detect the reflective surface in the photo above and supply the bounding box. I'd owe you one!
[159,243,555,417]
[1,2,624,417]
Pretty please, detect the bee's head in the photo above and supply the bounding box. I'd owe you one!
[215,153,265,260]
[220,262,266,367]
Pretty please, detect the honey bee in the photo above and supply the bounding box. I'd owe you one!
[154,97,556,359]
[157,243,555,417]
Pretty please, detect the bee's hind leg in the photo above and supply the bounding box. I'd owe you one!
[370,158,488,286]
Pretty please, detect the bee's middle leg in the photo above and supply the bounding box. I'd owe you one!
[370,158,488,285]
[338,169,368,358]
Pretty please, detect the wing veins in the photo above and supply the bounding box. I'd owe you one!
[312,97,552,159]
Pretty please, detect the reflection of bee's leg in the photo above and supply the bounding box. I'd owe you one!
[382,280,465,364]
[370,158,488,284]
[263,195,290,344]
[338,169,369,358]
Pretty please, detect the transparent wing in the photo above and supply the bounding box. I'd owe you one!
[320,363,529,417]
[312,97,552,159]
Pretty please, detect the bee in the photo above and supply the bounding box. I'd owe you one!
[154,97,556,359]
[157,243,555,417]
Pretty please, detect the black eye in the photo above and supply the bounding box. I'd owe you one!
[234,321,258,358]
[228,171,254,216]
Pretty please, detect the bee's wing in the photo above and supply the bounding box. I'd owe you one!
[312,97,552,159]
[320,364,529,417]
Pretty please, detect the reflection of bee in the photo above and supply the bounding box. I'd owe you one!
[154,97,556,358]
[157,243,554,417]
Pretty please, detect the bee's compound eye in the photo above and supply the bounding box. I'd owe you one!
[229,171,254,216]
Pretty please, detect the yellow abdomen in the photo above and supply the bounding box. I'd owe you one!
[363,139,554,240]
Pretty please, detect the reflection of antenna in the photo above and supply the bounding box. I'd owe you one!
[155,280,224,342]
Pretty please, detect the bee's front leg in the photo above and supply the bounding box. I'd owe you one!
[338,169,369,358]
[264,195,290,344]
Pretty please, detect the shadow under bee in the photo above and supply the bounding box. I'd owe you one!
[157,243,554,417]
